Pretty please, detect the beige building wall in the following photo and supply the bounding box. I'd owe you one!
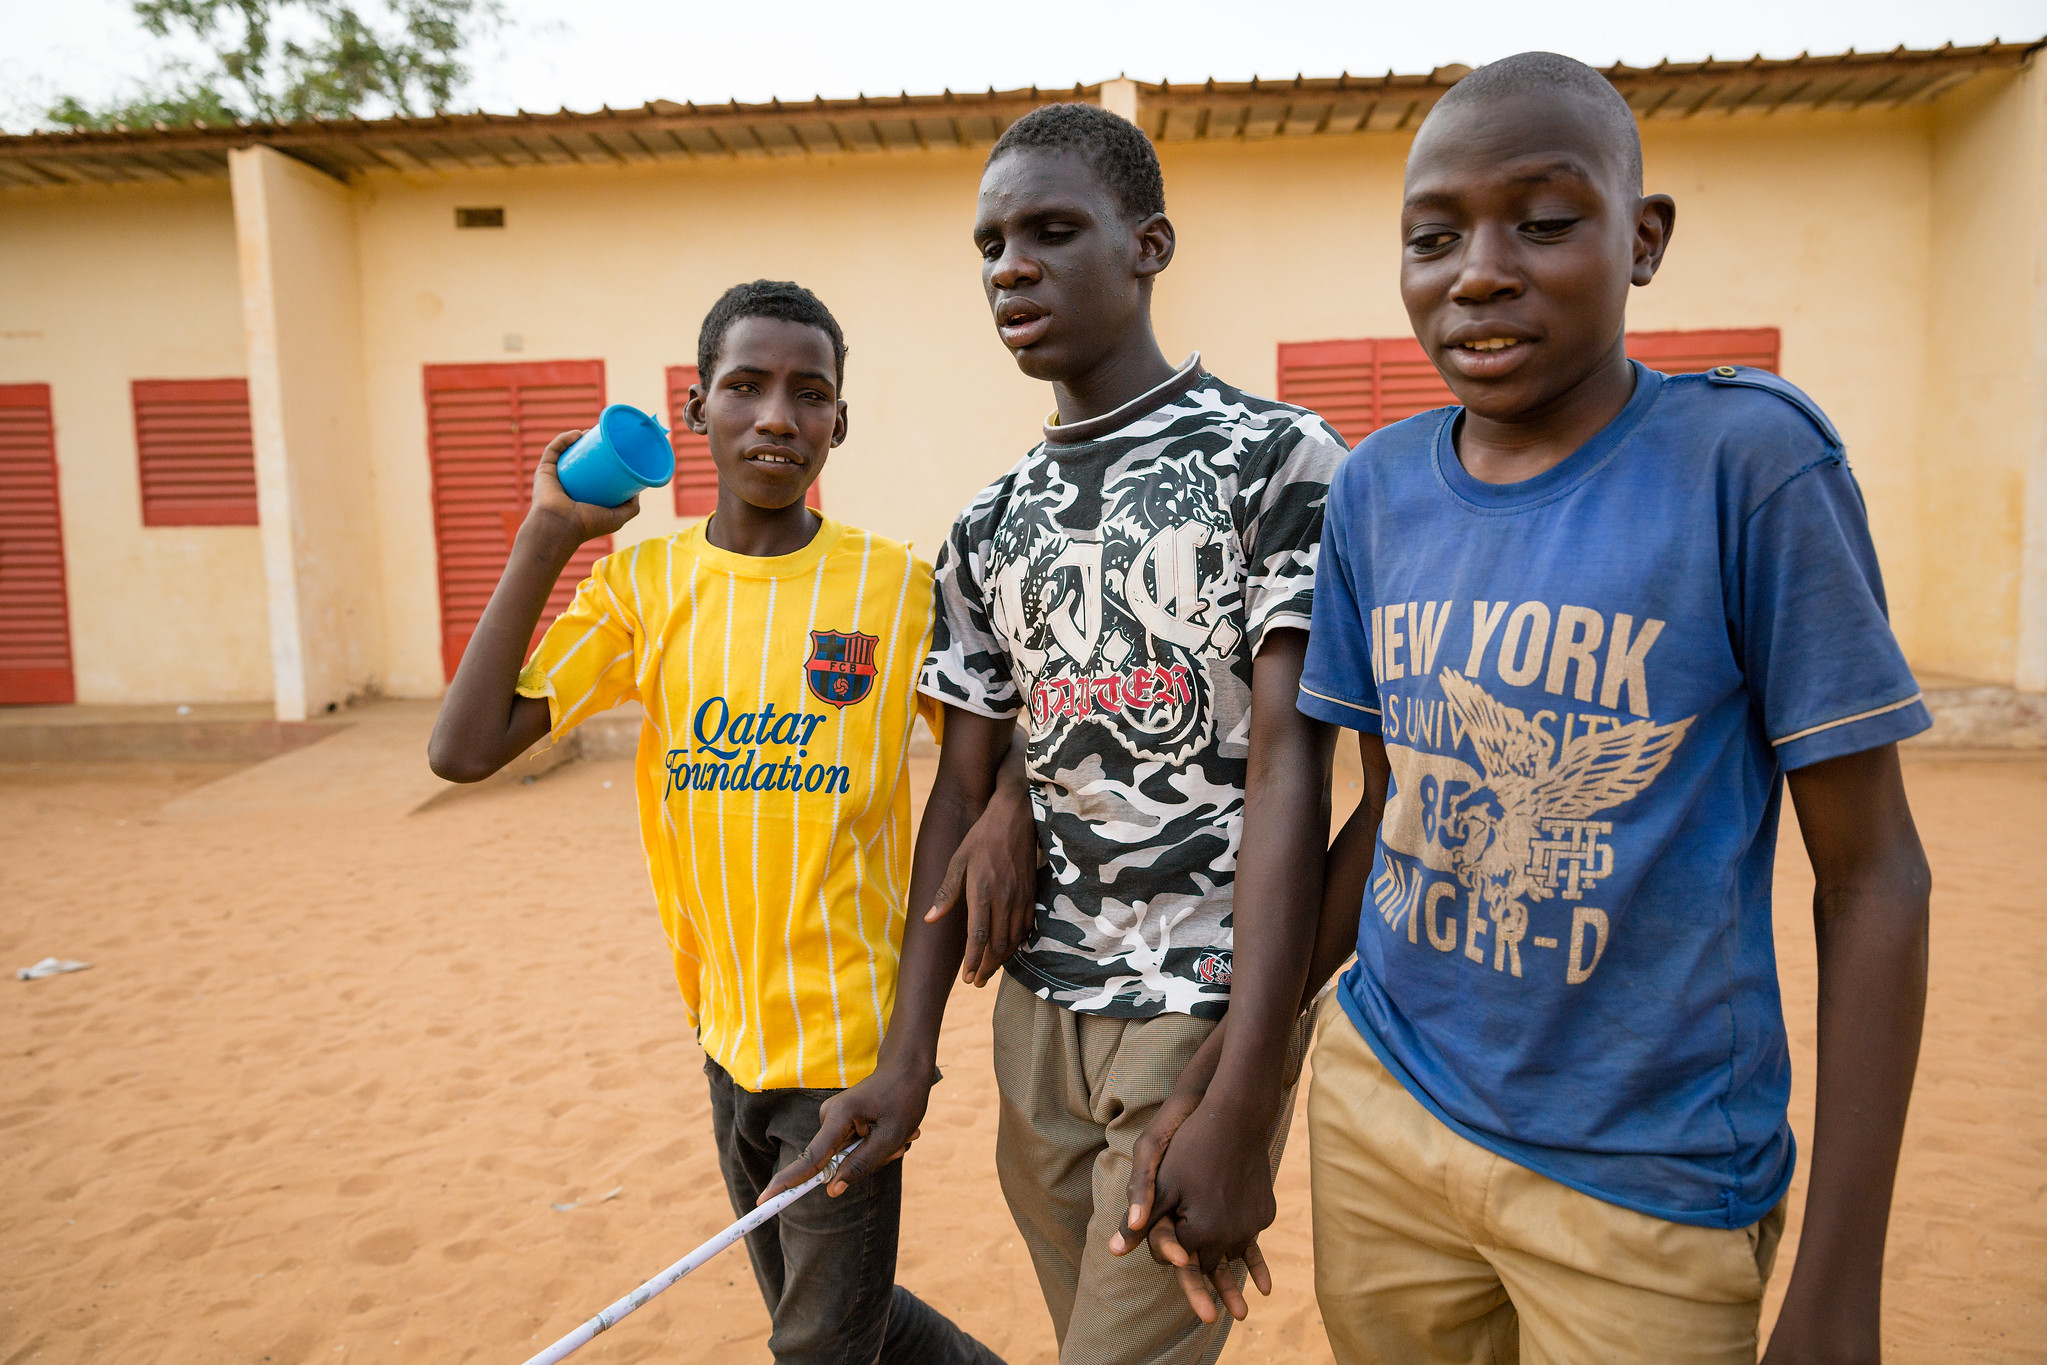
[5,65,2040,704]
[1925,65,2047,688]
[348,109,1958,696]
[1636,108,1936,660]
[0,180,273,703]
[1157,109,1937,660]
[352,148,1047,697]
[231,146,387,719]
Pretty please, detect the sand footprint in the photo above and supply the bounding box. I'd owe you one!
[349,1226,418,1266]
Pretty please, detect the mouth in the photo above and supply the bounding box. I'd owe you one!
[744,446,806,469]
[995,297,1052,349]
[1440,331,1538,379]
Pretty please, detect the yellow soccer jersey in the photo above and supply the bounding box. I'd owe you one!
[516,517,940,1092]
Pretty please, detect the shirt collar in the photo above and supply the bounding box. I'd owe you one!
[1042,353,1205,446]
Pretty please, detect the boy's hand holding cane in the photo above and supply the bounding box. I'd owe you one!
[757,1073,929,1204]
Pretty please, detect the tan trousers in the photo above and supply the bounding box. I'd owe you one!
[991,975,1311,1365]
[1308,999,1787,1365]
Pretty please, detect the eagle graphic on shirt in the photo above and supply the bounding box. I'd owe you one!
[1382,671,1692,957]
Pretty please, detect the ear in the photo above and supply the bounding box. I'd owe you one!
[1631,195,1676,287]
[1135,211,1176,280]
[685,383,710,435]
[831,398,849,449]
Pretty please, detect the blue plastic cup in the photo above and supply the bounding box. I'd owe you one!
[555,404,675,507]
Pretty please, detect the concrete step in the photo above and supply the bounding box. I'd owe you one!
[0,701,343,763]
[1914,681,2047,749]
[158,699,450,822]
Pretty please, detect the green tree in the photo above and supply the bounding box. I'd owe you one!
[47,0,499,130]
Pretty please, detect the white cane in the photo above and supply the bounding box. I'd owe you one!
[520,1140,864,1365]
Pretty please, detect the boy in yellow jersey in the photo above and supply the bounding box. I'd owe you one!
[430,281,1013,1365]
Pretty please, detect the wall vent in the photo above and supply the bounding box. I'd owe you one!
[455,207,505,229]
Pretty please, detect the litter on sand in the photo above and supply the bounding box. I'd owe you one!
[16,958,92,981]
[551,1186,623,1212]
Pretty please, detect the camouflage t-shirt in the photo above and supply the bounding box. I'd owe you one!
[918,357,1347,1018]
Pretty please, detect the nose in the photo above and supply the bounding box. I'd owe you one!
[755,386,800,438]
[987,240,1040,291]
[1449,221,1523,306]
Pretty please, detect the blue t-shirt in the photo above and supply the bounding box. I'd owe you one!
[1297,363,1930,1229]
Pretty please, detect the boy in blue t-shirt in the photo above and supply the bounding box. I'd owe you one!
[1241,52,1929,1363]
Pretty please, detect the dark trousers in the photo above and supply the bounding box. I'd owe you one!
[706,1058,1005,1365]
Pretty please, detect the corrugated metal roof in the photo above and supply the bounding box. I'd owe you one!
[1,41,2037,190]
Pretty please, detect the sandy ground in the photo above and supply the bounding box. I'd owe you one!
[1,712,2043,1364]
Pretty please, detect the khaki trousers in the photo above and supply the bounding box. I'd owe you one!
[1308,999,1786,1365]
[991,975,1311,1365]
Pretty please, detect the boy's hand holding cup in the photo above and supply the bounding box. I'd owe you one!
[523,428,645,556]
[524,405,677,554]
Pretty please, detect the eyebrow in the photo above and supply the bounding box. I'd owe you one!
[1404,159,1600,210]
[974,200,1096,234]
[725,363,834,385]
[1502,159,1597,185]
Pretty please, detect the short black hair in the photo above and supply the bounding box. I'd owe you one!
[1431,52,1643,191]
[987,102,1166,222]
[697,279,847,387]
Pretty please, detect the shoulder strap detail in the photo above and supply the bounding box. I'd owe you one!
[1705,365,1842,448]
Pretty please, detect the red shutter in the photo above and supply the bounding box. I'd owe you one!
[132,378,258,526]
[1277,338,1456,448]
[1625,328,1780,375]
[1376,338,1461,429]
[666,365,719,517]
[423,361,610,682]
[1276,340,1377,446]
[0,384,76,705]
[665,364,822,518]
[1280,328,1784,444]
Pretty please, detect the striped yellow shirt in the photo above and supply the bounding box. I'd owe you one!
[516,517,940,1091]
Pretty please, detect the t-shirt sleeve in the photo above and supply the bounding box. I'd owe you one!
[515,556,641,742]
[1296,456,1383,733]
[917,482,1022,720]
[1739,455,1931,769]
[1235,412,1346,654]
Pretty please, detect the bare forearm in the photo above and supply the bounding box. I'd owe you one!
[1302,785,1382,1002]
[1769,744,1929,1359]
[996,725,1029,801]
[1210,774,1328,1106]
[876,794,979,1072]
[876,710,1014,1069]
[1206,636,1334,1116]
[1165,738,1382,1099]
[428,521,575,780]
[1772,878,1927,1349]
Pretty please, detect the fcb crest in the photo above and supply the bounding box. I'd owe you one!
[807,629,879,708]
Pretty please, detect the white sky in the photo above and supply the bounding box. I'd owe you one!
[2,0,2043,130]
